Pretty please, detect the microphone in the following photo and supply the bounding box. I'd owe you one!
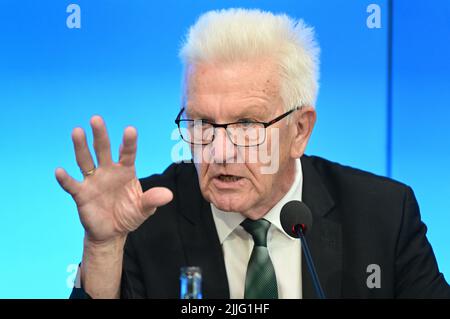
[280,200,326,299]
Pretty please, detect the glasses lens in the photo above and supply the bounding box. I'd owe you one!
[178,120,214,145]
[227,123,266,146]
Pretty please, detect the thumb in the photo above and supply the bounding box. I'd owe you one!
[141,187,173,216]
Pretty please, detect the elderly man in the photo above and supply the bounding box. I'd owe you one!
[56,9,450,299]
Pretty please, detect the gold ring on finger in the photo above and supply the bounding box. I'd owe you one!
[81,167,96,177]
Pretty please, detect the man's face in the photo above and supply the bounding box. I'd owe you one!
[184,58,302,219]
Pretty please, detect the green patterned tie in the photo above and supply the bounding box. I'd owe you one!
[241,218,278,299]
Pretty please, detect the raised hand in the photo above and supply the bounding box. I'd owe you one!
[55,116,173,245]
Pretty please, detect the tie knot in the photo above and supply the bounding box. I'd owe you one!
[241,218,271,247]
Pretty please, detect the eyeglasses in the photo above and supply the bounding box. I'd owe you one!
[174,106,301,147]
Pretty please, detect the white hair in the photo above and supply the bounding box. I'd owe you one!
[179,8,320,110]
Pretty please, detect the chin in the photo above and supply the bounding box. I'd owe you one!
[209,192,253,213]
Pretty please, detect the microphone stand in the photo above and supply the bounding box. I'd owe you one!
[296,225,326,299]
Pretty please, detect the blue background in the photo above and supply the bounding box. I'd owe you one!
[0,0,448,298]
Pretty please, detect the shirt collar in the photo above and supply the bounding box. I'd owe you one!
[211,159,303,243]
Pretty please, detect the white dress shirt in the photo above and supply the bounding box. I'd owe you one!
[211,159,303,299]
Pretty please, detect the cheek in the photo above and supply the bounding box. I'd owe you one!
[245,164,273,192]
[268,127,292,165]
[242,129,285,167]
[191,145,212,164]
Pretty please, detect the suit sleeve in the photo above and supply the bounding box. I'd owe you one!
[69,265,92,299]
[120,234,147,298]
[395,186,450,298]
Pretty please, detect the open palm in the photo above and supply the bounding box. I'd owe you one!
[55,116,173,244]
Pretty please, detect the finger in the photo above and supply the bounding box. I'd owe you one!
[72,128,96,173]
[118,144,123,161]
[55,168,81,196]
[91,115,113,166]
[141,187,173,216]
[119,126,137,167]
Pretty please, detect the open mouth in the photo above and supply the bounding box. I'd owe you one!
[216,175,243,182]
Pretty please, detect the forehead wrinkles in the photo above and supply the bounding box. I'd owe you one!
[184,60,282,117]
[186,58,281,94]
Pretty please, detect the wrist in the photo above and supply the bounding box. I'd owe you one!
[84,233,127,249]
[83,234,127,259]
[81,234,126,299]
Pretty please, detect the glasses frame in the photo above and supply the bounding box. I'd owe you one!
[174,106,302,147]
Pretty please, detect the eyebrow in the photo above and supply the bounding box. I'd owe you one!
[235,105,269,120]
[186,104,270,122]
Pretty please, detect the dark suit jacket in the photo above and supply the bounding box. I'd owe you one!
[71,155,450,298]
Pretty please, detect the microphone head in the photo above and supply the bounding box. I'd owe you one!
[280,200,313,238]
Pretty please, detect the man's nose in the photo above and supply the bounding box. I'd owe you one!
[209,128,237,163]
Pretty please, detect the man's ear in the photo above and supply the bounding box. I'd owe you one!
[290,106,316,159]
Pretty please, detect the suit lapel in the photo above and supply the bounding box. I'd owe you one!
[175,163,230,298]
[300,156,343,299]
